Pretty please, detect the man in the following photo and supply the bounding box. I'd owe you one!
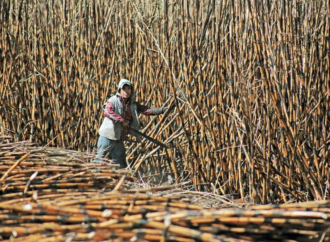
[94,78,166,168]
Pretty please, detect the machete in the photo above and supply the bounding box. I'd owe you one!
[129,127,168,148]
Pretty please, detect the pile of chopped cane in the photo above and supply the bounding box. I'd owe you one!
[0,136,330,242]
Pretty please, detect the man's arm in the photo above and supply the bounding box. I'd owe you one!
[103,102,125,122]
[136,102,165,115]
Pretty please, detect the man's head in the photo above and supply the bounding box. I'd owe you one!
[118,78,132,100]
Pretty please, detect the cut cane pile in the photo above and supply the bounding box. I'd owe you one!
[1,136,330,242]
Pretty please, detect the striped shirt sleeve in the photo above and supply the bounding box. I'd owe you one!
[103,102,125,122]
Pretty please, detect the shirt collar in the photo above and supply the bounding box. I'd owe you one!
[119,95,130,104]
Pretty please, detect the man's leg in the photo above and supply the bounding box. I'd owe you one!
[93,136,115,163]
[110,140,127,168]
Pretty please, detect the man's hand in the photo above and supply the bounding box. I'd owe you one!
[122,120,130,128]
[149,105,174,115]
[162,104,175,114]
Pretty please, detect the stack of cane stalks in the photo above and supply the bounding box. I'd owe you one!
[0,136,134,196]
[1,137,330,242]
[1,0,330,202]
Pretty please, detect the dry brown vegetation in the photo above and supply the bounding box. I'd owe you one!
[0,0,329,204]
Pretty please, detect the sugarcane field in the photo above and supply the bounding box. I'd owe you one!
[0,0,330,241]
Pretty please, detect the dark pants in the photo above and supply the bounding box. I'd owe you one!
[93,135,127,168]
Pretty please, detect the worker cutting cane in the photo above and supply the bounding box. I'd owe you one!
[93,78,168,168]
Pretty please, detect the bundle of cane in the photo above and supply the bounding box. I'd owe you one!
[1,189,330,241]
